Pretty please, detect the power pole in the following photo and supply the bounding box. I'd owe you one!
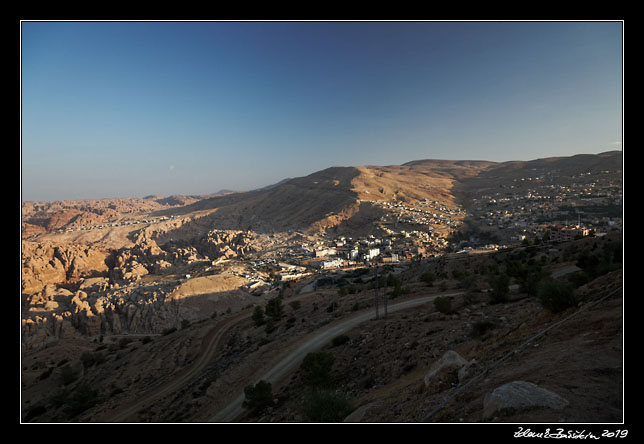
[374,265,379,319]
[384,278,388,319]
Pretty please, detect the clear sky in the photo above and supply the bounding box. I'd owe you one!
[21,21,623,201]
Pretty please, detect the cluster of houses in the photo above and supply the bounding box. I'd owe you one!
[366,199,465,231]
[304,234,433,270]
[467,168,622,246]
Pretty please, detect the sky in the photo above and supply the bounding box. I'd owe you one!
[21,21,623,201]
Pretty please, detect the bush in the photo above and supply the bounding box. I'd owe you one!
[434,296,452,315]
[420,271,437,286]
[264,319,277,335]
[537,279,577,313]
[388,281,410,299]
[331,335,350,347]
[59,364,79,385]
[300,351,335,389]
[162,327,177,336]
[302,390,353,422]
[242,380,274,415]
[289,300,301,311]
[488,273,510,304]
[252,306,266,327]
[470,320,497,340]
[23,404,47,422]
[80,352,106,369]
[63,383,101,419]
[265,297,284,320]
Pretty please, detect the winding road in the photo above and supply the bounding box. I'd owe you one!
[105,289,461,422]
[209,291,462,422]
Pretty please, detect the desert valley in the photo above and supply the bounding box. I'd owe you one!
[21,151,623,424]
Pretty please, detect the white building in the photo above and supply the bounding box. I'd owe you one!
[321,258,344,269]
[363,248,380,261]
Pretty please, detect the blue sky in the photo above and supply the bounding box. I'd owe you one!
[21,21,622,201]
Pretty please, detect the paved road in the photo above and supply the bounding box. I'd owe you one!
[209,291,463,422]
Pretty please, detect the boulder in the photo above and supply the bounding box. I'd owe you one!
[343,401,379,422]
[424,350,470,391]
[483,381,569,419]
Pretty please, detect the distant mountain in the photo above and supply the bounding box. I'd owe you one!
[154,151,621,237]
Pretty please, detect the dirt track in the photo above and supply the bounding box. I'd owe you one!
[208,292,462,422]
[108,309,251,422]
[104,290,460,422]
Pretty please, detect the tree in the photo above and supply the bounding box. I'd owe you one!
[302,390,353,422]
[537,278,577,313]
[243,380,274,415]
[252,306,266,326]
[265,297,284,321]
[300,351,335,389]
[434,296,452,314]
[489,272,510,304]
[420,271,437,286]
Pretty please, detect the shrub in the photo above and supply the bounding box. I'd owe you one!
[181,319,191,329]
[537,279,577,313]
[470,320,497,340]
[59,364,79,385]
[389,281,410,299]
[488,273,510,304]
[80,352,106,369]
[420,271,437,286]
[302,390,353,422]
[264,319,277,335]
[331,335,350,347]
[434,296,452,315]
[265,297,284,320]
[289,300,301,311]
[63,383,101,419]
[252,306,266,327]
[242,380,274,415]
[23,404,47,422]
[162,327,177,336]
[519,267,548,297]
[300,351,335,389]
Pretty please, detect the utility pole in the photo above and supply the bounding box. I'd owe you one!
[374,265,379,319]
[384,277,388,319]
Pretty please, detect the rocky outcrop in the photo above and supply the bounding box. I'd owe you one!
[22,241,110,295]
[483,381,569,419]
[423,350,471,392]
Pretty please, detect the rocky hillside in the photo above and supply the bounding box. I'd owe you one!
[21,192,233,238]
[20,234,622,423]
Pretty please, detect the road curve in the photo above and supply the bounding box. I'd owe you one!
[209,291,462,422]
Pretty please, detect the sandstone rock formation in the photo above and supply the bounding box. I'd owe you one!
[21,241,110,295]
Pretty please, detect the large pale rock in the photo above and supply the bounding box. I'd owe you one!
[483,381,569,419]
[424,350,470,391]
[343,402,378,422]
